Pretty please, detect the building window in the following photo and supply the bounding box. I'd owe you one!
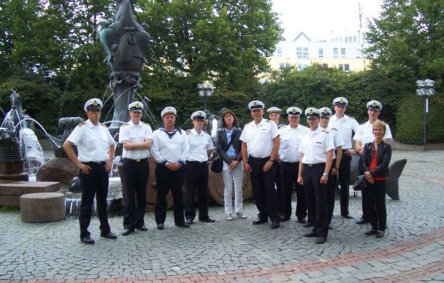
[297,64,309,71]
[279,63,285,68]
[353,35,357,42]
[322,63,328,68]
[339,64,350,72]
[276,47,282,57]
[345,37,348,43]
[341,48,346,58]
[333,48,339,58]
[318,48,323,58]
[286,63,291,67]
[296,47,309,59]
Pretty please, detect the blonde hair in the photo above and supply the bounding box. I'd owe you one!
[373,120,387,135]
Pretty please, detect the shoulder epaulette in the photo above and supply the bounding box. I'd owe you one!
[77,122,86,127]
[186,129,192,134]
[100,123,107,128]
[322,129,329,133]
[121,122,130,127]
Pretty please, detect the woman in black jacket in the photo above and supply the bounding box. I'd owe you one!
[360,120,392,238]
[215,109,246,220]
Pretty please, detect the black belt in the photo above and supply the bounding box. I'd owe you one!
[123,158,148,163]
[281,161,299,165]
[249,156,270,161]
[187,161,207,164]
[303,162,325,168]
[83,161,106,165]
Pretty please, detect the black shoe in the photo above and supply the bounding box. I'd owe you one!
[270,221,280,229]
[81,236,95,244]
[157,223,164,230]
[341,214,353,219]
[304,231,317,238]
[365,229,378,235]
[176,223,190,228]
[328,223,333,230]
[100,232,118,239]
[136,225,148,232]
[376,230,385,238]
[356,218,370,225]
[199,218,215,223]
[122,229,134,236]
[303,222,313,228]
[281,216,290,222]
[185,219,194,225]
[315,236,327,244]
[252,218,268,225]
[297,218,306,224]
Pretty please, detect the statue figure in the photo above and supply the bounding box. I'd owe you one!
[99,0,151,134]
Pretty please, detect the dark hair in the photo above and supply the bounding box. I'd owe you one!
[221,109,238,128]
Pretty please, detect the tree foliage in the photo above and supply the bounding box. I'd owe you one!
[365,0,444,86]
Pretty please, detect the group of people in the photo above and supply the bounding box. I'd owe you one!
[63,96,392,245]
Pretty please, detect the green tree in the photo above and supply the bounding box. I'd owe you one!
[365,0,444,86]
[135,0,281,123]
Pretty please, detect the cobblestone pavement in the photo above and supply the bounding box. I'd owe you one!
[1,150,443,282]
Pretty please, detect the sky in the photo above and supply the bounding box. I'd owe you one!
[271,0,384,41]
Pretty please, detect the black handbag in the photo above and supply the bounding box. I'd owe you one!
[353,175,367,191]
[210,156,223,173]
[210,132,234,173]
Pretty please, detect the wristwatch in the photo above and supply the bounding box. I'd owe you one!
[322,172,328,177]
[269,159,276,163]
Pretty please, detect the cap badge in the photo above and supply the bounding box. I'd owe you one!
[93,100,98,106]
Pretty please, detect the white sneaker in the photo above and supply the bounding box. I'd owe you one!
[237,213,247,219]
[226,214,233,221]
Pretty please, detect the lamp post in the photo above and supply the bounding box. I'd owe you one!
[197,81,214,111]
[416,79,435,151]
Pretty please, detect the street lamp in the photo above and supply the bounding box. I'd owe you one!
[197,81,214,111]
[416,79,435,151]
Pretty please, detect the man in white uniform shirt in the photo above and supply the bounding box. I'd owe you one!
[119,101,153,236]
[353,100,392,225]
[319,107,344,228]
[184,110,216,225]
[278,107,308,223]
[297,108,335,244]
[64,98,117,244]
[241,100,280,229]
[152,107,190,230]
[329,97,359,219]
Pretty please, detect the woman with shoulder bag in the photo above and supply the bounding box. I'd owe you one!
[216,109,246,221]
[360,120,392,238]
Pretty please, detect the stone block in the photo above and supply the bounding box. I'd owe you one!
[20,192,65,223]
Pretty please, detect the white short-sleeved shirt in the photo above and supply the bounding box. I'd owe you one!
[298,127,335,164]
[323,126,345,159]
[353,120,393,145]
[329,114,359,150]
[278,124,308,162]
[186,129,214,162]
[67,119,115,163]
[240,119,280,158]
[119,121,153,160]
[151,127,189,165]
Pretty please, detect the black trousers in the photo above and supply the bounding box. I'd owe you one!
[184,161,209,221]
[274,162,282,215]
[280,161,306,220]
[155,164,185,225]
[338,154,351,215]
[249,156,279,222]
[122,158,149,230]
[368,181,387,231]
[360,154,370,221]
[303,163,328,238]
[79,162,111,238]
[326,159,337,224]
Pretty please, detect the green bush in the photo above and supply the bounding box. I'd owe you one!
[396,96,444,144]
